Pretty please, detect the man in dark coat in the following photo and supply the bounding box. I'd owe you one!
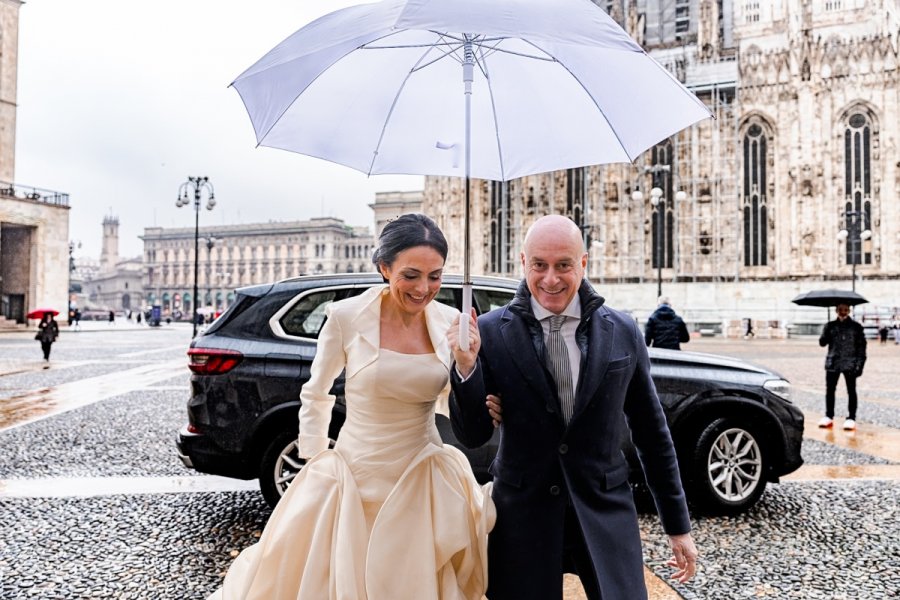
[448,216,697,600]
[644,297,690,350]
[818,303,867,431]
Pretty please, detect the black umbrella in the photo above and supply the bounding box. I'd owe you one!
[791,289,868,308]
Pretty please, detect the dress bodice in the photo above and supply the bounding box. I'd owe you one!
[342,349,447,432]
[335,349,449,503]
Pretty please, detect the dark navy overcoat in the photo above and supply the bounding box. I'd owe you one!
[450,280,691,600]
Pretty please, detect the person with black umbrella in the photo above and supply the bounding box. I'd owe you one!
[818,303,867,431]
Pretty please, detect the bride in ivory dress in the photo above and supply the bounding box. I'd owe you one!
[209,213,495,600]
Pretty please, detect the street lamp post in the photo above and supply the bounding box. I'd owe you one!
[631,166,688,299]
[650,187,664,298]
[204,237,216,318]
[630,186,666,298]
[176,176,216,337]
[68,240,81,323]
[837,210,872,292]
[631,164,675,299]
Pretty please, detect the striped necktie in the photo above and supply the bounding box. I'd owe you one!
[546,315,575,423]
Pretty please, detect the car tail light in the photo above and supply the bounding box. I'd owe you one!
[188,348,243,375]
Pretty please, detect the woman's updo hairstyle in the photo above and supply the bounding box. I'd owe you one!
[372,213,448,275]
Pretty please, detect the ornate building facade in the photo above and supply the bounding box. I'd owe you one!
[423,0,900,321]
[370,190,424,238]
[0,0,70,326]
[79,216,144,313]
[141,218,374,317]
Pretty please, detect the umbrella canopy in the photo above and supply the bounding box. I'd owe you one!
[232,0,712,181]
[27,308,59,319]
[232,0,712,348]
[791,289,868,308]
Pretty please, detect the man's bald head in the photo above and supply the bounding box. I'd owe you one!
[521,215,588,314]
[523,215,585,256]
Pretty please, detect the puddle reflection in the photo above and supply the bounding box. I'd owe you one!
[0,359,184,431]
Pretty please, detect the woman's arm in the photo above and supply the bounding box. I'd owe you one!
[297,304,345,458]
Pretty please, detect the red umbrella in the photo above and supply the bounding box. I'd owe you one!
[27,308,60,319]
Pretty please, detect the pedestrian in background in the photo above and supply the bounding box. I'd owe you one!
[818,303,867,431]
[645,296,691,350]
[108,310,115,325]
[878,323,889,345]
[744,317,755,339]
[893,314,900,345]
[73,309,81,331]
[35,312,59,365]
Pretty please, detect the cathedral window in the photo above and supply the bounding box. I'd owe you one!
[566,168,586,232]
[649,144,674,270]
[744,1,760,23]
[675,0,690,35]
[741,119,770,266]
[843,111,872,266]
[489,181,514,275]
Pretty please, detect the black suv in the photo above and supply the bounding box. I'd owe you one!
[177,273,803,515]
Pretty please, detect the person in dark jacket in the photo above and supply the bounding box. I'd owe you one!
[818,303,866,430]
[449,216,697,600]
[644,297,691,350]
[36,312,59,364]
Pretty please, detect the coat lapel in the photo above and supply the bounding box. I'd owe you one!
[346,286,454,379]
[572,307,613,421]
[345,286,384,379]
[499,309,560,418]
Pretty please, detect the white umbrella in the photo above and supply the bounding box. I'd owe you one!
[231,0,712,348]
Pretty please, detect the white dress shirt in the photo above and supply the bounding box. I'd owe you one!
[530,295,582,394]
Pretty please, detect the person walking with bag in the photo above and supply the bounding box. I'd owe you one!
[818,303,867,431]
[36,312,59,365]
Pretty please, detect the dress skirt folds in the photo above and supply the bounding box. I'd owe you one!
[209,349,495,600]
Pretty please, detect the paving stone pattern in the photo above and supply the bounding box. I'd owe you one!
[1,331,899,598]
[0,389,189,478]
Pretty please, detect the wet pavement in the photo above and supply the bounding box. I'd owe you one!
[0,326,899,599]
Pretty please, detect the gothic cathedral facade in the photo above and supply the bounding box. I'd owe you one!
[422,1,900,294]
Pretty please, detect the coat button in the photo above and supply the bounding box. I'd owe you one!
[545,404,554,413]
[559,444,569,454]
[549,485,561,496]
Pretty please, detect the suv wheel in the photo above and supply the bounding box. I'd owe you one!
[688,417,767,515]
[258,430,336,508]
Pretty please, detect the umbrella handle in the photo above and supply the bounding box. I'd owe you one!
[459,283,472,352]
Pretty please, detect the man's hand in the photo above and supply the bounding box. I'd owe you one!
[666,532,698,584]
[448,309,480,378]
[486,394,502,428]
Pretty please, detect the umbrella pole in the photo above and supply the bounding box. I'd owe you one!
[459,37,474,351]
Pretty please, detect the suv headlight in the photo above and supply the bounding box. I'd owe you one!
[763,378,792,401]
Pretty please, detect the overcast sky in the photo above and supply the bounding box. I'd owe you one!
[15,0,420,259]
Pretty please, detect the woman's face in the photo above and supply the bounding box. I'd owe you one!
[379,245,444,316]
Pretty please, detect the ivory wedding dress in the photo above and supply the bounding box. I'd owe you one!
[210,340,494,599]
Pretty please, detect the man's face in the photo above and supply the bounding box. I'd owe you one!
[521,221,587,315]
[836,304,851,320]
